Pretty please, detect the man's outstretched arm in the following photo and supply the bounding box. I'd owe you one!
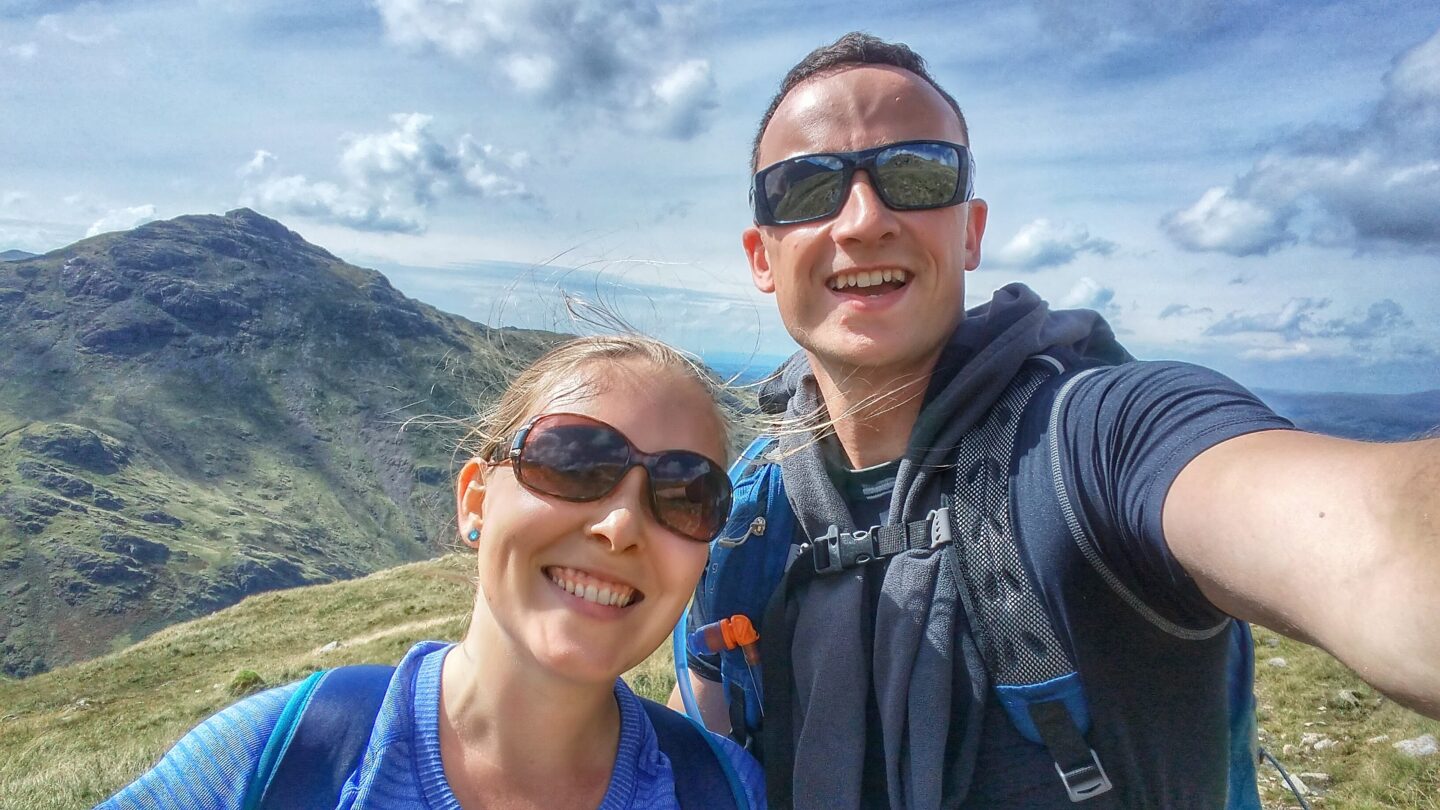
[1165,430,1439,717]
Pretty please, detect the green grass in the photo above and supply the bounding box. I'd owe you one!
[0,560,1434,808]
[1253,631,1440,808]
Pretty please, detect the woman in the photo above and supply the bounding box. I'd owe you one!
[100,335,765,809]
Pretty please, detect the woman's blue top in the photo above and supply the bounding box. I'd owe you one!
[100,641,765,809]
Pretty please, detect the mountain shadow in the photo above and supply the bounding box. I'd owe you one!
[0,209,559,676]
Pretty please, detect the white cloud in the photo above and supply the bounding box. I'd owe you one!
[38,13,118,45]
[1058,276,1119,317]
[1240,342,1313,361]
[368,0,718,139]
[1205,297,1412,351]
[5,42,39,60]
[1033,0,1238,50]
[1164,28,1440,257]
[1,191,27,208]
[85,204,158,237]
[1161,186,1295,256]
[239,113,531,234]
[990,218,1116,270]
[1158,303,1213,319]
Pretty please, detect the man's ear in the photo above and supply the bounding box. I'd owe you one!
[456,459,487,548]
[963,198,988,272]
[743,226,776,293]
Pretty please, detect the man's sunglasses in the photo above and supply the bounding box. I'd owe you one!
[751,140,975,226]
[497,412,733,543]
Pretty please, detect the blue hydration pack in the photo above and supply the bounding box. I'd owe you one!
[244,664,750,810]
[677,359,1262,807]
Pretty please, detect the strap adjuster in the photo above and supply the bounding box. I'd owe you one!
[1054,749,1112,802]
[927,506,952,549]
[813,525,879,574]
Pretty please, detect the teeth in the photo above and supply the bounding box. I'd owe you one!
[546,567,636,608]
[828,269,908,291]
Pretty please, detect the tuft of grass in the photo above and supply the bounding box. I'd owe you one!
[227,669,267,698]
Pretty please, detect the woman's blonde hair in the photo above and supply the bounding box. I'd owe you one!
[461,334,732,463]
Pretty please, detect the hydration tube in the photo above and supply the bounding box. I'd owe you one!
[673,604,704,723]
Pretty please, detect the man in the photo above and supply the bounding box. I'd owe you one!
[674,32,1439,808]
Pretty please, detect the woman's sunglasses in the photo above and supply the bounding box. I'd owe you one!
[496,412,733,543]
[751,139,975,226]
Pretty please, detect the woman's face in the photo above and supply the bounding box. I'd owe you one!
[458,360,725,686]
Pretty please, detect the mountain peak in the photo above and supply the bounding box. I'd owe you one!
[222,208,308,246]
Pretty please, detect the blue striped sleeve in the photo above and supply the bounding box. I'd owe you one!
[97,683,300,810]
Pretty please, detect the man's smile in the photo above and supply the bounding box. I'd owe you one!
[826,267,910,296]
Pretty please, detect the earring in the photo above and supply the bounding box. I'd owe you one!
[466,528,480,543]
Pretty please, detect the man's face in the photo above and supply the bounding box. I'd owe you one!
[744,65,987,376]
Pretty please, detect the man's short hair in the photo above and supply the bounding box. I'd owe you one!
[750,32,970,173]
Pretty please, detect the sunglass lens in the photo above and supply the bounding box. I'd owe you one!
[518,419,629,501]
[875,142,961,208]
[765,155,847,224]
[649,454,731,540]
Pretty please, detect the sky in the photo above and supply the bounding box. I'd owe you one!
[2,0,1439,393]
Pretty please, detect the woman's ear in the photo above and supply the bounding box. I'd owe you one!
[456,459,487,548]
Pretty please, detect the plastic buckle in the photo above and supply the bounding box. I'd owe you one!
[1054,749,1113,802]
[927,506,952,549]
[812,525,878,574]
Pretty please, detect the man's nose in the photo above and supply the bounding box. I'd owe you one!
[829,171,898,243]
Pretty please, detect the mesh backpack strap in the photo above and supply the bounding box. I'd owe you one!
[640,698,748,809]
[948,360,1113,803]
[252,665,394,810]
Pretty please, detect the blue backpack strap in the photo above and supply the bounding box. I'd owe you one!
[1226,621,1263,810]
[680,433,793,747]
[640,698,748,809]
[245,664,395,810]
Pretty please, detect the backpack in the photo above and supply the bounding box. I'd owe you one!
[243,663,751,810]
[675,358,1263,808]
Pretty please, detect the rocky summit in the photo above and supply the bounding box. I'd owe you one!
[0,209,557,676]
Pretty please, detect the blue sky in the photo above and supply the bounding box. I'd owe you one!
[3,0,1439,392]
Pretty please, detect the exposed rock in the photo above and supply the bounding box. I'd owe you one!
[92,489,125,510]
[1393,734,1438,758]
[1333,689,1362,708]
[1265,657,1288,668]
[414,465,445,485]
[79,306,187,354]
[1366,734,1391,744]
[17,461,94,498]
[1288,773,1311,796]
[98,533,171,565]
[139,510,183,527]
[52,544,152,588]
[19,424,131,474]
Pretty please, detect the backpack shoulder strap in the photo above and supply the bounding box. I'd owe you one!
[640,697,748,810]
[245,664,395,810]
[948,357,1114,802]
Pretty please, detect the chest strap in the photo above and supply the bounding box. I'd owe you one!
[810,509,952,574]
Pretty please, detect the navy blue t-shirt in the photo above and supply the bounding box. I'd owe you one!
[693,360,1292,807]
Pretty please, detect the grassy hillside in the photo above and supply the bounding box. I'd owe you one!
[0,556,1435,809]
[0,210,560,677]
